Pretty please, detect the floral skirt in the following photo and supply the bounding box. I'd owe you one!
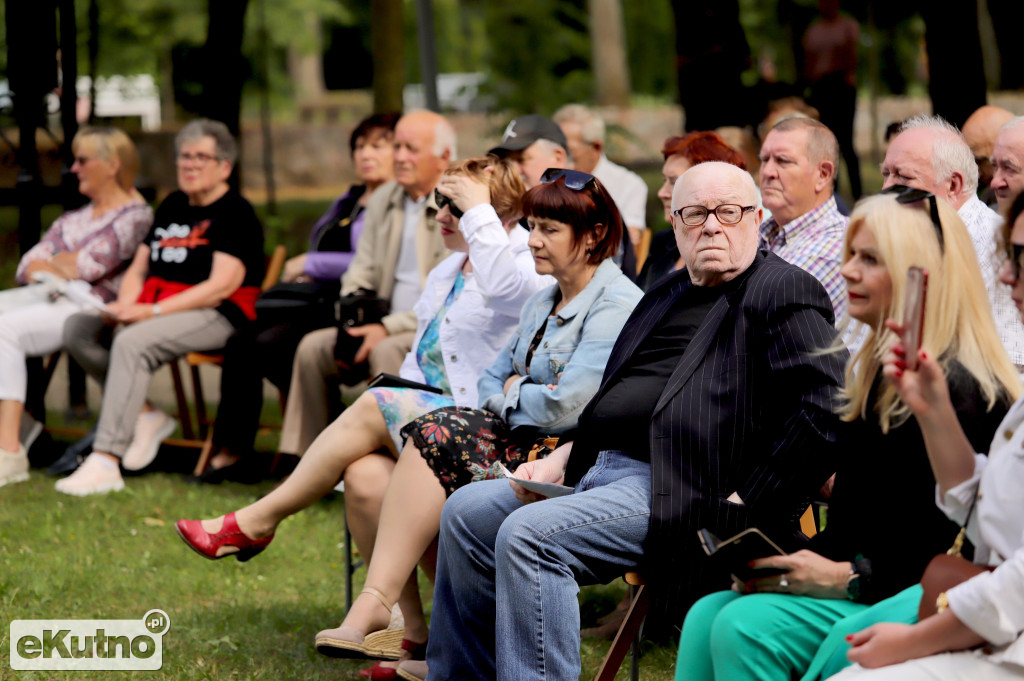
[369,387,456,452]
[400,407,540,497]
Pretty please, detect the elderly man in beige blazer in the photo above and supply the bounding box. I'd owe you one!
[279,110,455,457]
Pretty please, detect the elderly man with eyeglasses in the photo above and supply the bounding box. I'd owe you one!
[884,114,1024,368]
[57,118,266,495]
[412,161,847,681]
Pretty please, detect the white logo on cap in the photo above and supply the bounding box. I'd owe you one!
[502,120,518,142]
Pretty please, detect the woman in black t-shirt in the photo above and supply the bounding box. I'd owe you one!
[57,118,264,496]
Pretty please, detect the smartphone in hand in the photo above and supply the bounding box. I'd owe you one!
[698,528,787,582]
[902,267,928,371]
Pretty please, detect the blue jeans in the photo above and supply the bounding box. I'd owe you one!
[426,451,652,681]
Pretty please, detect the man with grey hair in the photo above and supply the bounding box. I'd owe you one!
[991,116,1024,217]
[554,104,649,247]
[883,114,1024,366]
[419,161,846,681]
[279,110,454,457]
[758,117,848,319]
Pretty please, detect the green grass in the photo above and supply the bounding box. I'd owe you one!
[1,456,678,681]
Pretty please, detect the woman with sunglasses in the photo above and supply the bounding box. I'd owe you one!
[176,157,546,667]
[826,191,1024,681]
[294,169,641,677]
[674,190,1019,681]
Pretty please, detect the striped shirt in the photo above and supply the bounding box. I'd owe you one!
[759,194,848,321]
[958,196,1024,366]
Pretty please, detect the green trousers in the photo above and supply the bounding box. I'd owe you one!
[674,586,922,681]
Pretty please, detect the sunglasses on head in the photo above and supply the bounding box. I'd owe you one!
[540,168,597,191]
[433,189,464,219]
[882,184,944,252]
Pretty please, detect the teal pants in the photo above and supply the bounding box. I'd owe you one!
[674,586,922,681]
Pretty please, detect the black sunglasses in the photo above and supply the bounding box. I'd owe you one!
[540,168,597,191]
[882,184,944,252]
[433,189,464,219]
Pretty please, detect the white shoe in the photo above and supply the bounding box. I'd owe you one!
[122,410,176,471]
[0,445,29,487]
[55,453,124,496]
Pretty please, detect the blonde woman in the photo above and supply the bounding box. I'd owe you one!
[0,127,152,486]
[674,188,1020,681]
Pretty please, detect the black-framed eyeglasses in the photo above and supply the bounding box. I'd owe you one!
[882,184,944,252]
[176,152,220,166]
[540,168,597,191]
[1010,243,1024,281]
[671,204,756,227]
[433,189,464,219]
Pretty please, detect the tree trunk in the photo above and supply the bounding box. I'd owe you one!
[372,0,404,113]
[587,0,631,107]
[287,13,326,101]
[920,1,986,128]
[201,0,250,136]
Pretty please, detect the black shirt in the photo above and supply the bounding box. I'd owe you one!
[586,275,741,462]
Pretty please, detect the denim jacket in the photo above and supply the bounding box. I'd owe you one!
[478,258,643,432]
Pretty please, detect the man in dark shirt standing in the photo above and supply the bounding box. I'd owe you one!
[417,161,847,681]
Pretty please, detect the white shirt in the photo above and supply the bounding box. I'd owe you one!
[390,194,426,313]
[592,155,648,229]
[940,395,1024,666]
[958,196,1024,366]
[399,204,553,405]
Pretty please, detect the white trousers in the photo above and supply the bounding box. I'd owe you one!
[832,653,1024,681]
[0,299,87,402]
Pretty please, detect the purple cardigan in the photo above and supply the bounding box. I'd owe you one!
[303,187,367,281]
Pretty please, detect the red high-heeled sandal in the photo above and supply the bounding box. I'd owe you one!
[175,512,273,562]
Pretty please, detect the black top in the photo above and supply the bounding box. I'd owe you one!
[586,281,733,461]
[808,360,1011,604]
[637,229,680,292]
[146,190,265,324]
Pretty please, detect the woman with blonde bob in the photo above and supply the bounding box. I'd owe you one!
[177,156,550,677]
[0,127,151,486]
[674,189,1020,681]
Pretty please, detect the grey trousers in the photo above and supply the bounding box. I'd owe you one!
[277,327,414,456]
[63,309,235,458]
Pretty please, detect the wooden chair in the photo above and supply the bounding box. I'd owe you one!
[167,244,288,474]
[634,229,653,275]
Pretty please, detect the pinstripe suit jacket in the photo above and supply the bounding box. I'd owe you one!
[565,251,848,611]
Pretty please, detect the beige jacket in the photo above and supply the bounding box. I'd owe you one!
[341,180,449,335]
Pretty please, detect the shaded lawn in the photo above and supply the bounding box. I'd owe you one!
[1,464,678,681]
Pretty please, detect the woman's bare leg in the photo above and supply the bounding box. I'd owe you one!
[199,392,393,549]
[0,399,24,452]
[336,438,446,639]
[342,454,428,643]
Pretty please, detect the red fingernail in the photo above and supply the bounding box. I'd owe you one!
[895,369,903,377]
[846,634,854,641]
[921,351,928,359]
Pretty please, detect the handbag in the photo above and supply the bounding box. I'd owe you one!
[333,288,390,385]
[254,280,339,326]
[917,491,993,620]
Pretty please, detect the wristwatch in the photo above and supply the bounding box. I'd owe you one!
[845,563,861,601]
[152,303,162,316]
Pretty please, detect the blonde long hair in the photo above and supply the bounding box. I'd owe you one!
[838,193,1021,430]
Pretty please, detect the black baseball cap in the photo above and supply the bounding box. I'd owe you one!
[488,115,568,157]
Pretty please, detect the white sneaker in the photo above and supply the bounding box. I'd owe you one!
[122,410,176,471]
[0,445,29,487]
[55,453,124,496]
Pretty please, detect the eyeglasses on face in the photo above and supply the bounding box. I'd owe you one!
[671,204,755,227]
[539,168,597,191]
[433,189,464,219]
[882,184,945,252]
[176,152,220,166]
